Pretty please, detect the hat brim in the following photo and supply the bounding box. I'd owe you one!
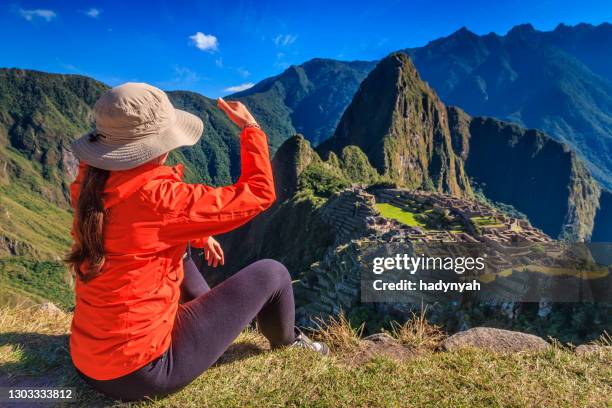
[71,109,204,171]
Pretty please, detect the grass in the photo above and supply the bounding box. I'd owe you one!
[471,215,504,228]
[593,331,611,347]
[375,203,427,228]
[0,257,74,309]
[0,149,73,259]
[386,309,446,350]
[0,304,610,407]
[312,312,364,353]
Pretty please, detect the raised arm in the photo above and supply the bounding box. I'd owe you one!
[145,100,276,246]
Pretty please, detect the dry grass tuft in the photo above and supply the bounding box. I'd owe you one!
[386,309,446,351]
[0,301,71,336]
[311,312,364,353]
[593,331,611,347]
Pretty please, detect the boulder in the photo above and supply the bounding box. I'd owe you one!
[348,332,416,364]
[363,333,395,343]
[38,302,64,316]
[441,327,548,353]
[574,344,612,357]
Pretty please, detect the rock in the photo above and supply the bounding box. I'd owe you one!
[348,332,416,365]
[363,333,395,343]
[574,345,612,357]
[441,327,548,353]
[38,302,64,316]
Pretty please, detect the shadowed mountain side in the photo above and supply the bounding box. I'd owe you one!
[403,23,612,189]
[460,117,601,240]
[212,134,384,283]
[592,190,612,242]
[213,135,342,283]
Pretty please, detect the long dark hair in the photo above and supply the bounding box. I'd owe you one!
[65,161,110,282]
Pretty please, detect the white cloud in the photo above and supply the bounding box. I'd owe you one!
[20,8,56,22]
[237,67,251,78]
[215,58,223,68]
[189,32,219,52]
[224,82,255,93]
[274,34,297,47]
[85,8,101,18]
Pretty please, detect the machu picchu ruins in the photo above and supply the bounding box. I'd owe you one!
[293,186,608,329]
[318,186,551,245]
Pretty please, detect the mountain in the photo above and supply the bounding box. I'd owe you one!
[460,116,600,239]
[318,53,472,197]
[403,23,612,189]
[318,53,603,240]
[232,58,376,147]
[0,62,379,259]
[228,24,612,194]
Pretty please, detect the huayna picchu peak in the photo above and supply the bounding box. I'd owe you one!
[317,52,607,241]
[318,52,472,198]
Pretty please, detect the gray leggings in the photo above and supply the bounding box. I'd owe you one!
[78,258,296,401]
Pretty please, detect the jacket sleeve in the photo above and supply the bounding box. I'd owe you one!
[143,127,276,247]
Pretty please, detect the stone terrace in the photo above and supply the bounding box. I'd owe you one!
[372,189,551,244]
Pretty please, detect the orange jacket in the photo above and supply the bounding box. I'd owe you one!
[69,127,276,380]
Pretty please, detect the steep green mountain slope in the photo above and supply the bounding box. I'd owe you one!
[403,23,612,189]
[0,68,107,206]
[232,58,375,147]
[0,68,107,263]
[318,53,472,197]
[319,53,603,240]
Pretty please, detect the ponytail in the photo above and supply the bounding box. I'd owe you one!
[66,164,110,282]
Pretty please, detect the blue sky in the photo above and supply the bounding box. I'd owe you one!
[1,0,611,97]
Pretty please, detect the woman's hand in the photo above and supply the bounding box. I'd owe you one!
[203,236,224,268]
[217,97,259,129]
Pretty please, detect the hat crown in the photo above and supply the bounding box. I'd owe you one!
[93,83,176,143]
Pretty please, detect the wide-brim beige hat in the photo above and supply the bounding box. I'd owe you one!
[71,82,204,171]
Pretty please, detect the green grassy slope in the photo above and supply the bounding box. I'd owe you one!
[0,305,609,407]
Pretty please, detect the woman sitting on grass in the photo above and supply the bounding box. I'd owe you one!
[66,83,328,402]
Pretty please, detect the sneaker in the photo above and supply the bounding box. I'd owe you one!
[291,332,330,355]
